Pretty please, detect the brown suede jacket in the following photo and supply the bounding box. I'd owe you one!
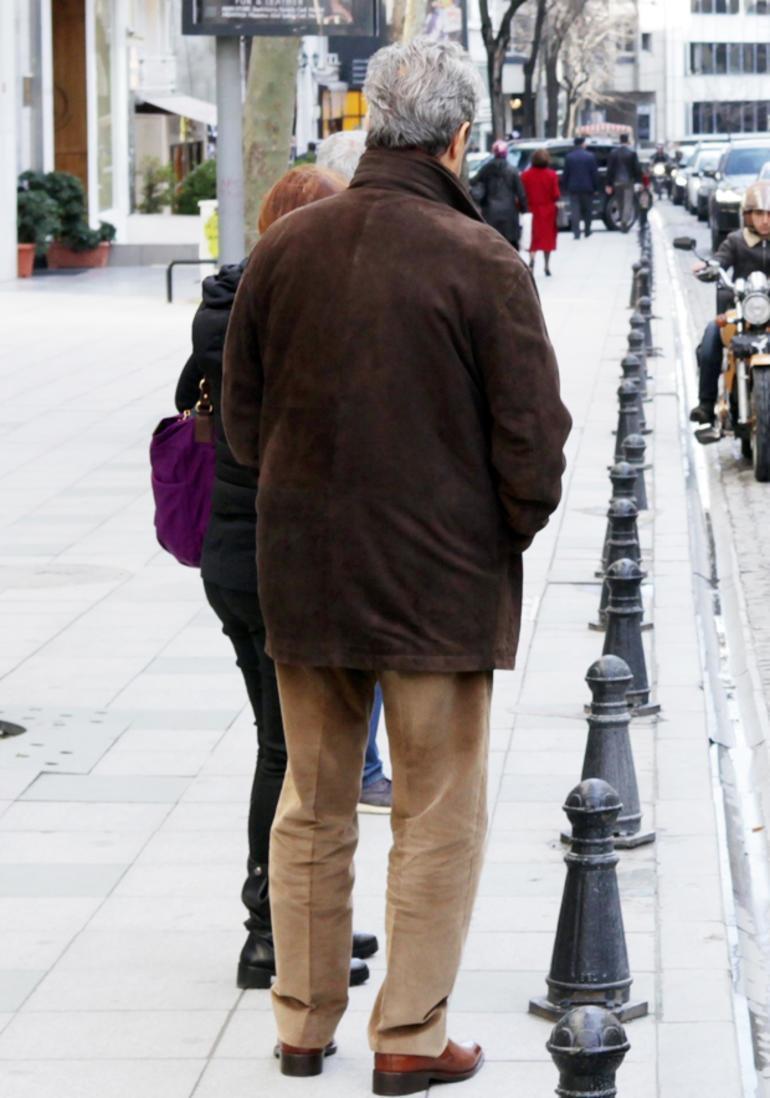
[222,147,572,672]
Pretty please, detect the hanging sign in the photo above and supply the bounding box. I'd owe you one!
[183,0,378,37]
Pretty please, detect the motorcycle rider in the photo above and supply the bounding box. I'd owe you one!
[690,181,770,424]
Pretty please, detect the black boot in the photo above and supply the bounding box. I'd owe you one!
[237,862,378,989]
[689,401,715,425]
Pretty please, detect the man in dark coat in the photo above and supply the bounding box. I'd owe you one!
[606,132,642,232]
[563,136,598,239]
[222,37,571,1094]
[473,139,528,248]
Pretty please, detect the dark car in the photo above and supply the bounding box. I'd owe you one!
[708,139,770,251]
[470,138,627,231]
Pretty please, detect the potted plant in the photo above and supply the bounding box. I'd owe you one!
[19,170,117,269]
[16,185,60,277]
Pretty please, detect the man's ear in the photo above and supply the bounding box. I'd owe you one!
[451,122,471,160]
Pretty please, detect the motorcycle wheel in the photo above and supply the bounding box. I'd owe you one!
[751,368,770,481]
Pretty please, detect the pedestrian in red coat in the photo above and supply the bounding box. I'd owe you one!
[521,148,560,276]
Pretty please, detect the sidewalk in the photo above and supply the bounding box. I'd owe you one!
[0,232,745,1098]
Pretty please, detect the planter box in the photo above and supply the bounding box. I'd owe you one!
[17,243,35,278]
[47,241,111,269]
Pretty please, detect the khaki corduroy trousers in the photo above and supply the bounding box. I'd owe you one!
[269,664,491,1055]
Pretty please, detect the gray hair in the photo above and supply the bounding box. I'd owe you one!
[364,38,482,157]
[316,130,368,182]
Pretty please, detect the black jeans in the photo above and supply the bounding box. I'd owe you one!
[697,320,723,404]
[569,193,593,238]
[204,580,287,868]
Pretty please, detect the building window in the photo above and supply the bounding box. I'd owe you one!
[747,0,770,11]
[641,32,652,51]
[692,100,770,134]
[690,41,768,74]
[691,0,739,11]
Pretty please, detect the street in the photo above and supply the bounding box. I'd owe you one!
[0,222,764,1097]
[660,200,770,711]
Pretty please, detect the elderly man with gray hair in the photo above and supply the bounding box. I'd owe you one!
[223,37,571,1095]
[316,128,368,182]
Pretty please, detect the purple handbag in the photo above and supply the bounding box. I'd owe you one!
[150,380,216,568]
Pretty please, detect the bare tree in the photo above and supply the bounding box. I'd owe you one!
[478,0,532,139]
[559,0,636,136]
[515,0,549,136]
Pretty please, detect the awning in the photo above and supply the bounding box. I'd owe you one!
[135,94,216,127]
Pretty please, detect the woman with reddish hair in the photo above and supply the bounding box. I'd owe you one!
[174,164,379,991]
[521,148,560,276]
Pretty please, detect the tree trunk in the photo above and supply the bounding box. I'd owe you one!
[522,0,548,137]
[242,38,299,251]
[545,54,560,137]
[390,0,407,40]
[489,46,506,139]
[402,0,428,41]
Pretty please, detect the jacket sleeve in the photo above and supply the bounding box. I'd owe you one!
[562,157,571,192]
[175,349,203,413]
[552,171,561,200]
[606,150,616,187]
[714,234,737,273]
[591,157,599,190]
[471,249,572,552]
[632,151,643,182]
[221,257,264,472]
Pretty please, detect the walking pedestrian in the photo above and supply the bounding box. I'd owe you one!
[222,37,571,1094]
[563,136,598,240]
[521,147,560,276]
[472,139,528,249]
[606,133,642,233]
[175,165,380,995]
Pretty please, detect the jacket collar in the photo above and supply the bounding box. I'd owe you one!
[744,226,768,247]
[350,147,483,223]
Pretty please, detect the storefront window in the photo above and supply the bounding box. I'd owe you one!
[95,0,114,211]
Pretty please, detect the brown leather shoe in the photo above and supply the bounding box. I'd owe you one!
[275,1039,337,1077]
[372,1039,484,1096]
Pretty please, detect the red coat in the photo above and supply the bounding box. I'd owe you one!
[521,166,560,253]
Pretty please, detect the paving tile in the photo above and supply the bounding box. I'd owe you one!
[0,1060,202,1098]
[22,967,240,1013]
[660,968,734,1022]
[0,864,127,897]
[0,971,45,1012]
[0,801,170,833]
[0,898,101,932]
[193,1057,383,1098]
[0,1010,226,1060]
[657,1022,741,1098]
[660,922,729,971]
[20,775,190,803]
[0,830,148,864]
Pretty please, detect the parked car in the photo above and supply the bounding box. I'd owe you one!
[470,138,626,232]
[685,144,726,219]
[709,139,770,251]
[671,144,698,205]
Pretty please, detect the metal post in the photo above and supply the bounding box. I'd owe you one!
[216,36,245,264]
[0,0,18,282]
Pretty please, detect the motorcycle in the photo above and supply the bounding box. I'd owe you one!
[674,235,770,482]
[651,161,667,198]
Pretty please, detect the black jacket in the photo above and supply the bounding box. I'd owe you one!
[714,228,770,281]
[176,261,258,593]
[474,158,528,245]
[606,145,642,187]
[562,148,599,194]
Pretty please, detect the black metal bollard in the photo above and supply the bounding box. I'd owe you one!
[566,656,655,848]
[597,461,638,576]
[620,354,649,434]
[628,261,643,309]
[614,381,641,462]
[638,295,655,356]
[547,1006,630,1098]
[636,262,651,302]
[621,433,648,511]
[603,559,660,716]
[591,500,641,631]
[529,778,648,1022]
[626,329,648,398]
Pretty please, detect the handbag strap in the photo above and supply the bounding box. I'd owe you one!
[193,377,214,443]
